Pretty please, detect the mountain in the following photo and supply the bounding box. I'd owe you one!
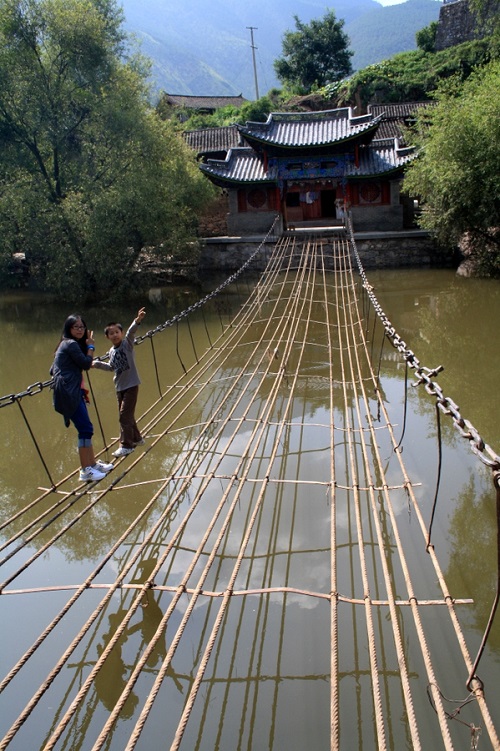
[346,0,442,70]
[119,0,442,99]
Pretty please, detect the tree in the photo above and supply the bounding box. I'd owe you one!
[274,10,353,94]
[416,21,438,53]
[0,0,214,299]
[403,61,500,275]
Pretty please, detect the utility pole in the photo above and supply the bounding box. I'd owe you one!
[247,26,260,100]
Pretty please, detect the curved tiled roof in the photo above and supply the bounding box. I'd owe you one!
[200,148,271,184]
[199,139,416,185]
[347,139,417,177]
[238,108,382,148]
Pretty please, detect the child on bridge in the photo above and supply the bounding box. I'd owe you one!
[51,314,114,482]
[93,308,146,457]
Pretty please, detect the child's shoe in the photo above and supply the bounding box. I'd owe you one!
[133,438,145,447]
[112,446,135,457]
[80,465,106,482]
[94,460,113,473]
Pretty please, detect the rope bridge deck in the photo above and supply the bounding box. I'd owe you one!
[0,231,499,750]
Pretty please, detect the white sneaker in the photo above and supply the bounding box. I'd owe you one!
[94,460,113,473]
[133,438,145,447]
[112,446,135,457]
[80,465,106,482]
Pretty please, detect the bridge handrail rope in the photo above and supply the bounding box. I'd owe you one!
[0,215,280,409]
[347,214,500,692]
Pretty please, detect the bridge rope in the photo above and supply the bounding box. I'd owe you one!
[0,228,499,751]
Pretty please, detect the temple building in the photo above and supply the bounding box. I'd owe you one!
[186,105,424,236]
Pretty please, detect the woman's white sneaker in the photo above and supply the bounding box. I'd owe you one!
[79,465,106,482]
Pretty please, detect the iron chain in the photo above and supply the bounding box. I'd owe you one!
[347,218,500,472]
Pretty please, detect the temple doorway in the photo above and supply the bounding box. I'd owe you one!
[320,189,337,218]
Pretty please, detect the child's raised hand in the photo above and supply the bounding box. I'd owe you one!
[136,308,146,323]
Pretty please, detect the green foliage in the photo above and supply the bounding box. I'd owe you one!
[170,92,288,132]
[403,61,500,275]
[0,0,215,300]
[234,96,282,124]
[274,10,353,94]
[330,38,494,110]
[416,21,437,53]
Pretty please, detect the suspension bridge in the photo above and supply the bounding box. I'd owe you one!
[0,222,499,751]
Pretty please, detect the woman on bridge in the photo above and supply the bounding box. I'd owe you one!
[50,314,113,482]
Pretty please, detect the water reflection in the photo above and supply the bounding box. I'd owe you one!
[446,476,500,652]
[95,607,139,717]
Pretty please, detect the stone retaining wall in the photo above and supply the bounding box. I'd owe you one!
[435,0,492,51]
[199,231,453,273]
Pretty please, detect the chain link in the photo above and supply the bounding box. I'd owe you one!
[347,217,500,472]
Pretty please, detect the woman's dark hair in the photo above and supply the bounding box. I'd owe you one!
[61,314,88,354]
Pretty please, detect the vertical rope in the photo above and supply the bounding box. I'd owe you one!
[86,372,108,454]
[427,403,443,550]
[200,306,213,349]
[395,359,409,451]
[185,316,199,364]
[467,470,500,690]
[175,320,187,375]
[16,400,55,488]
[149,335,163,398]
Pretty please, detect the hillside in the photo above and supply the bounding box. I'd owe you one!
[120,0,442,99]
[347,0,443,70]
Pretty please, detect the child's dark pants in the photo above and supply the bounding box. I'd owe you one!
[117,386,142,448]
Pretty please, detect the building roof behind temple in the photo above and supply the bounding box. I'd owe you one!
[162,94,248,112]
[238,108,383,149]
[162,93,248,112]
[368,102,434,143]
[183,126,242,157]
